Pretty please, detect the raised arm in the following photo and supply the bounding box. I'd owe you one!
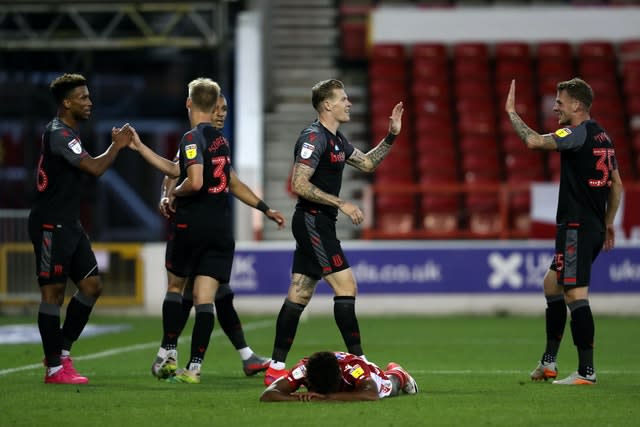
[229,169,285,228]
[128,128,180,178]
[77,123,132,177]
[291,162,363,225]
[604,168,623,251]
[346,102,404,172]
[505,79,557,151]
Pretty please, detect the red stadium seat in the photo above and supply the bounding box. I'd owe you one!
[578,60,617,78]
[505,153,545,181]
[457,113,497,137]
[459,135,497,154]
[578,40,616,60]
[411,79,450,99]
[369,79,407,97]
[371,43,406,60]
[461,152,500,177]
[416,150,458,176]
[501,134,530,154]
[414,115,453,136]
[419,175,460,232]
[619,39,640,60]
[455,81,493,100]
[414,133,456,156]
[454,42,489,61]
[375,193,416,234]
[412,43,448,61]
[496,61,534,82]
[537,61,575,82]
[412,58,449,80]
[454,61,491,81]
[622,59,640,79]
[537,41,573,60]
[340,22,367,61]
[495,41,531,60]
[370,61,406,80]
[413,95,452,118]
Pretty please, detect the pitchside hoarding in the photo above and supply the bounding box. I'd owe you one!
[229,242,640,295]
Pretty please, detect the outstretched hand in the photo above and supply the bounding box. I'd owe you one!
[111,123,132,149]
[505,79,516,114]
[388,102,404,135]
[127,127,144,152]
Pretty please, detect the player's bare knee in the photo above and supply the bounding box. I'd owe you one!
[78,276,103,298]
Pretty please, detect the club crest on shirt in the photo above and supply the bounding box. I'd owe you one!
[185,144,197,160]
[555,128,572,138]
[301,142,315,159]
[67,138,82,154]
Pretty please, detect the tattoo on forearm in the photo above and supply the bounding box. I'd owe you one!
[509,112,535,144]
[292,164,342,207]
[366,141,393,168]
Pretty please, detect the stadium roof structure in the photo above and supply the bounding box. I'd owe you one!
[0,1,238,50]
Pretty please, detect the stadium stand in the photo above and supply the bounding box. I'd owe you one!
[361,30,639,237]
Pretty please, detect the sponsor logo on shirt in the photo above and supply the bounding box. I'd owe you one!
[185,144,197,160]
[67,138,82,154]
[555,128,572,138]
[301,142,315,159]
[350,365,365,379]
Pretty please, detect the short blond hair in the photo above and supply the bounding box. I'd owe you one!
[188,77,220,113]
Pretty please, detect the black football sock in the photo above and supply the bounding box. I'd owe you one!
[334,296,363,356]
[271,299,305,363]
[568,299,595,377]
[215,293,247,350]
[61,291,97,351]
[38,302,62,367]
[161,291,183,350]
[542,295,567,363]
[189,303,215,368]
[178,287,193,335]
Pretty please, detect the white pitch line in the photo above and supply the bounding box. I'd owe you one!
[0,320,273,377]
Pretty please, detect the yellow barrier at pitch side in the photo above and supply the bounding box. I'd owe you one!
[0,243,144,307]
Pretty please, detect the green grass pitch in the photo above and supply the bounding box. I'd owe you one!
[1,314,638,426]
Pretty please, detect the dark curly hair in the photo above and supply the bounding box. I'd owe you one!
[50,73,87,105]
[306,351,341,394]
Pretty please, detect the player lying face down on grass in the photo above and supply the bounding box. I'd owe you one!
[260,351,418,402]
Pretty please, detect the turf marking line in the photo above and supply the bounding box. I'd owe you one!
[0,320,273,377]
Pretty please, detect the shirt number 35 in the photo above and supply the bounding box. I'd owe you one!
[589,148,615,188]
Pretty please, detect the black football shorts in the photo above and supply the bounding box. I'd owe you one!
[291,209,350,279]
[165,219,234,284]
[29,219,99,286]
[550,223,604,287]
